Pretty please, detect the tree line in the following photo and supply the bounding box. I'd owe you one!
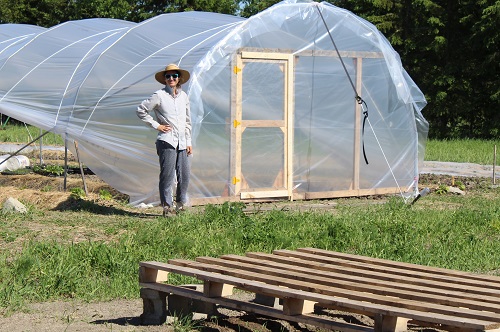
[1,0,498,139]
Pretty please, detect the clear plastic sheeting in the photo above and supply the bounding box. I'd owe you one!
[0,0,427,205]
[0,24,46,80]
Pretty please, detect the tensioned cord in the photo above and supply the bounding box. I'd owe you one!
[314,4,369,165]
[314,4,409,201]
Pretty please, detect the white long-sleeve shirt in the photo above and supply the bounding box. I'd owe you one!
[136,86,192,150]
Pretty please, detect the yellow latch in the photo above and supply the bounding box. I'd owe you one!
[233,66,241,74]
[232,177,240,185]
[233,120,241,128]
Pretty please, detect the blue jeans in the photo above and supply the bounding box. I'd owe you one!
[156,140,190,208]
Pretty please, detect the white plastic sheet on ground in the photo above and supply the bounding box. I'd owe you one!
[0,0,427,205]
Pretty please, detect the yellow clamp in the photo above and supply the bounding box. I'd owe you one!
[232,177,240,185]
[233,120,241,128]
[233,66,241,74]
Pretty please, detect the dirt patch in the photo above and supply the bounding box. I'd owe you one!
[0,173,125,211]
[0,299,152,332]
[0,298,446,332]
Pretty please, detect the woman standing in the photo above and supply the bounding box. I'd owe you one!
[136,64,192,217]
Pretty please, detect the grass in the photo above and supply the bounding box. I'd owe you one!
[425,138,500,165]
[0,124,64,146]
[1,193,499,314]
[0,124,499,323]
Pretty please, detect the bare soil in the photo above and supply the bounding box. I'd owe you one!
[0,147,497,331]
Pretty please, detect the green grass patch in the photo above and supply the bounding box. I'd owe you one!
[0,124,64,146]
[425,139,500,164]
[1,195,499,313]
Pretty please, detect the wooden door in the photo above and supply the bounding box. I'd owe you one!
[230,50,294,200]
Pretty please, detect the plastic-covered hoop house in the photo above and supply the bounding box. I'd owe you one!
[0,0,428,206]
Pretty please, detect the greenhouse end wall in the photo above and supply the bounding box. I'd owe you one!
[188,1,427,204]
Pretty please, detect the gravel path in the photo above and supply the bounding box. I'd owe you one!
[422,161,498,178]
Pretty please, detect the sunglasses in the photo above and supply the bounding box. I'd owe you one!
[164,73,179,79]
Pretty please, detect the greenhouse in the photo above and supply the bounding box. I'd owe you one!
[0,0,428,206]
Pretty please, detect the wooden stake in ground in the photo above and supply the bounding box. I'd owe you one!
[494,144,497,185]
[74,140,88,195]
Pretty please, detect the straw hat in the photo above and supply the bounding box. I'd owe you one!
[154,63,190,85]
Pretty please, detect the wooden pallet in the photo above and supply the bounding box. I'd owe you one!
[139,248,500,332]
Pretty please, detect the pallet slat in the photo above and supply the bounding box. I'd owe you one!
[204,254,500,311]
[139,248,500,332]
[297,248,500,285]
[238,252,500,306]
[169,258,499,323]
[274,249,500,292]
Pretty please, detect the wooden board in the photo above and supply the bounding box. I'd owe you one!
[139,248,500,332]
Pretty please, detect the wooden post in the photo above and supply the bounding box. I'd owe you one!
[282,298,316,315]
[352,57,363,190]
[74,141,88,195]
[64,136,68,191]
[230,53,243,197]
[138,263,170,325]
[203,280,234,297]
[39,128,43,165]
[374,314,409,332]
[494,144,497,185]
[140,288,167,325]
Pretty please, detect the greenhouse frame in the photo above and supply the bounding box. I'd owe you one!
[0,0,428,206]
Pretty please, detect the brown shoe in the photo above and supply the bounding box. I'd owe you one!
[162,206,176,217]
[175,202,186,213]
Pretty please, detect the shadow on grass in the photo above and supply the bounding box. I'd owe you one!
[53,197,159,218]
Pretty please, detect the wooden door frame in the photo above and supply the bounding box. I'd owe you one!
[230,49,294,200]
